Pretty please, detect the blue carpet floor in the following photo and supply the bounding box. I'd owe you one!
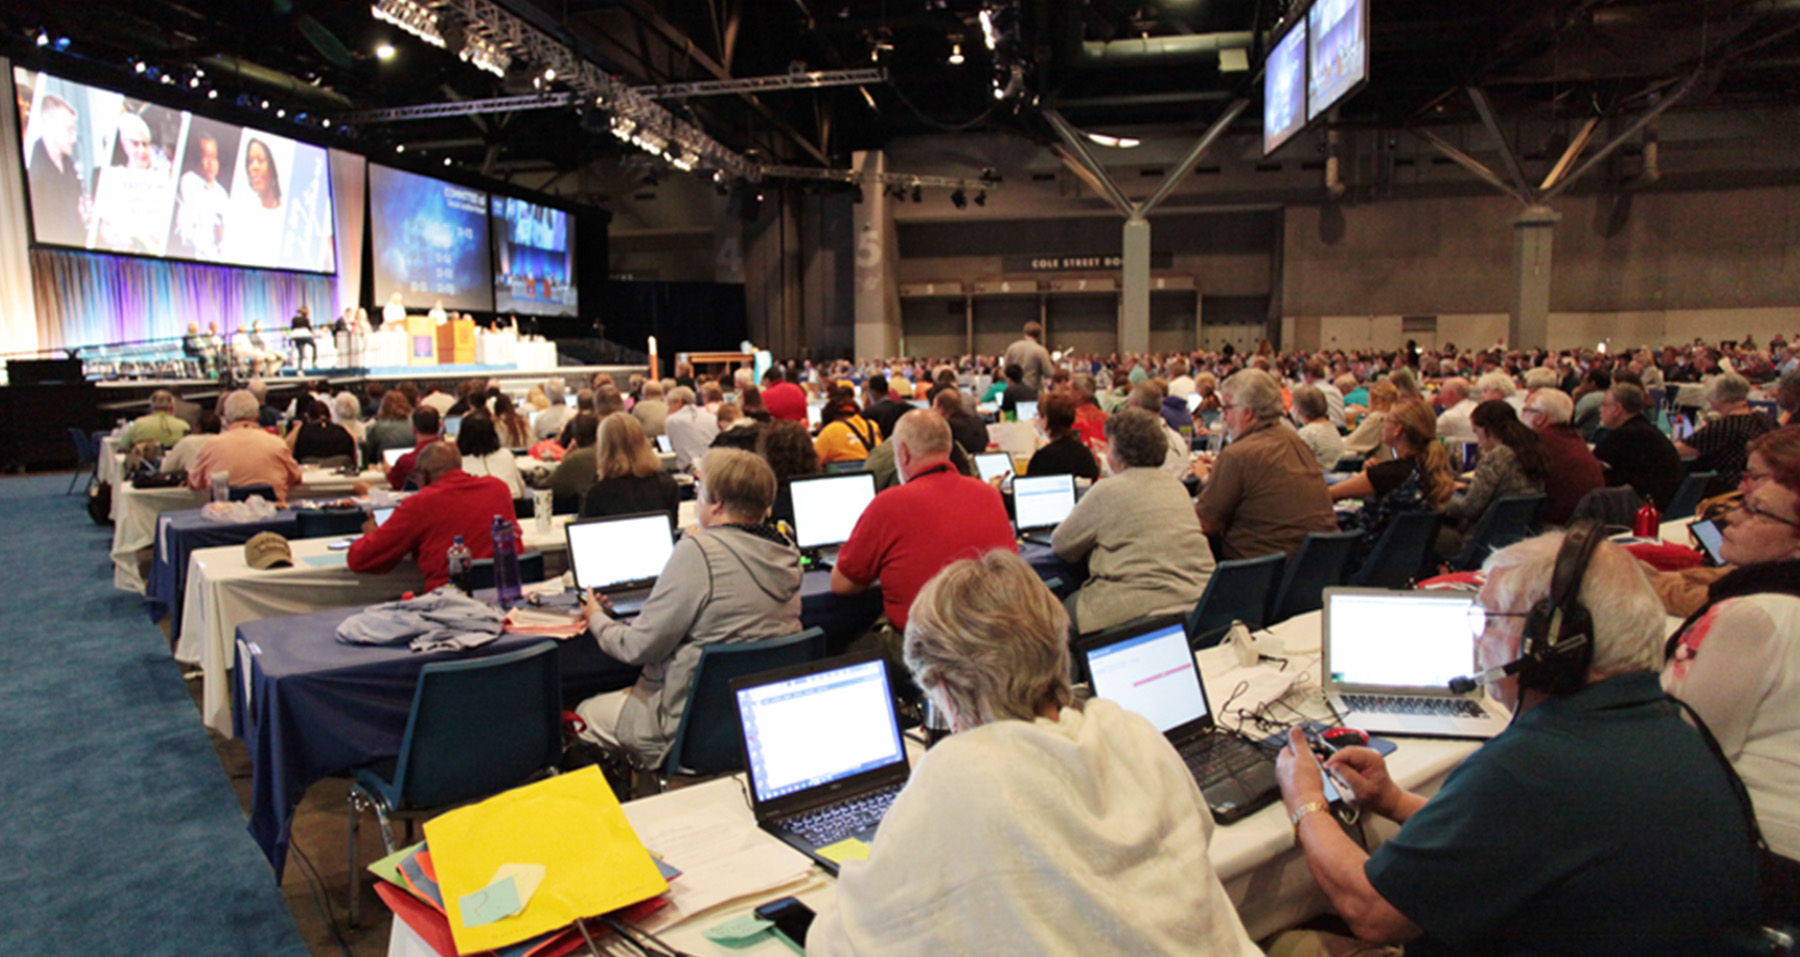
[0,475,308,955]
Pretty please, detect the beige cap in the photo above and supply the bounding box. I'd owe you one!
[245,531,293,570]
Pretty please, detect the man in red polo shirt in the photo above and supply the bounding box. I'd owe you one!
[384,406,441,492]
[349,441,519,591]
[831,410,1017,646]
[761,365,809,423]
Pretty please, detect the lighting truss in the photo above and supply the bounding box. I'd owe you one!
[759,164,1000,192]
[636,68,887,99]
[371,0,512,77]
[340,92,574,123]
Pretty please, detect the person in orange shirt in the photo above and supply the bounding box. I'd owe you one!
[187,390,302,502]
[814,395,880,465]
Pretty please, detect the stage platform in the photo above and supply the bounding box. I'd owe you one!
[88,363,647,413]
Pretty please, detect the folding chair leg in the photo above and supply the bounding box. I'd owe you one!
[66,469,79,495]
[346,791,363,927]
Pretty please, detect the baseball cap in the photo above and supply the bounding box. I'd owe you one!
[245,532,293,570]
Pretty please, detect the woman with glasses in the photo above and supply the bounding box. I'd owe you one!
[1644,428,1800,616]
[1662,425,1800,919]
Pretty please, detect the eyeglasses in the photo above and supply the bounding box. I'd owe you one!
[1742,470,1773,487]
[1733,500,1800,530]
[1467,605,1530,639]
[1521,407,1548,418]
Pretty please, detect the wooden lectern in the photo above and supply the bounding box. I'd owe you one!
[405,314,437,365]
[437,318,475,365]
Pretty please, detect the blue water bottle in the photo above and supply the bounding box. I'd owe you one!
[446,535,473,595]
[490,514,523,606]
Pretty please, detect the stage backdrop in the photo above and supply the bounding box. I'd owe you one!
[0,59,40,359]
[29,247,334,349]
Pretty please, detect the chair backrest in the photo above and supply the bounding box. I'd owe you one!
[1666,471,1717,521]
[295,507,368,539]
[1347,511,1445,589]
[389,641,562,809]
[1571,484,1643,530]
[69,428,96,463]
[513,496,535,519]
[1186,553,1286,648]
[468,549,546,591]
[663,627,828,777]
[228,483,276,502]
[1447,493,1547,571]
[1332,455,1365,473]
[1268,530,1363,624]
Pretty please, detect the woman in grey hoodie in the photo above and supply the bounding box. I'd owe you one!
[574,448,804,770]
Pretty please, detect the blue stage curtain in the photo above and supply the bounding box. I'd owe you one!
[29,248,335,351]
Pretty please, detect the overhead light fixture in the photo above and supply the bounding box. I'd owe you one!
[194,68,204,78]
[979,9,999,51]
[275,108,285,117]
[134,61,147,73]
[322,118,331,128]
[443,157,452,166]
[376,43,396,60]
[207,89,218,99]
[395,144,405,153]
[859,86,878,111]
[1084,131,1141,149]
[949,42,964,65]
[260,99,270,109]
[189,77,200,88]
[542,67,555,82]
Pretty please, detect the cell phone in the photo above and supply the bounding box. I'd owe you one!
[754,896,815,948]
[1690,518,1726,566]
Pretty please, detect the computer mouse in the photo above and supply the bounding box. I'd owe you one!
[1322,727,1370,750]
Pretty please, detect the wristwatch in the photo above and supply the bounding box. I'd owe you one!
[1289,800,1330,830]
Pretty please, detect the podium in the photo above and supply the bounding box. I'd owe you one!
[436,318,475,365]
[405,315,437,365]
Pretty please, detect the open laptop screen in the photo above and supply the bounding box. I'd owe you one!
[973,452,1013,483]
[736,657,905,804]
[371,505,396,527]
[443,415,463,438]
[1013,473,1075,532]
[790,473,878,551]
[1325,590,1477,689]
[566,513,675,591]
[1083,619,1208,734]
[382,447,408,467]
[1015,400,1038,422]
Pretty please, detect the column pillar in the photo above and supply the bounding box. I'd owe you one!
[1120,214,1151,355]
[1509,205,1559,350]
[851,151,901,360]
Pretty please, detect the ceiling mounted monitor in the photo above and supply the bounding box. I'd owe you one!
[491,195,577,318]
[1262,18,1309,157]
[1307,0,1370,122]
[369,163,493,313]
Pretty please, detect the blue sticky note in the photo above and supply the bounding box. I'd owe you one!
[459,875,523,927]
[301,552,347,568]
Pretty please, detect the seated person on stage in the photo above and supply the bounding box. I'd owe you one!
[285,399,356,465]
[347,442,518,592]
[455,414,527,499]
[1053,409,1215,635]
[126,390,191,448]
[384,407,440,492]
[1026,391,1100,481]
[831,410,1016,655]
[160,410,219,475]
[1593,382,1682,509]
[580,412,680,530]
[1193,369,1339,560]
[573,450,803,771]
[808,551,1262,957]
[547,412,600,514]
[1273,528,1760,957]
[187,390,302,502]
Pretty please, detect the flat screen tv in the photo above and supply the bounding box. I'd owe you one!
[491,195,576,318]
[369,163,493,312]
[1263,18,1309,157]
[1307,0,1370,122]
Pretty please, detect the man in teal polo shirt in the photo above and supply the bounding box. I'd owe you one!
[1274,529,1759,956]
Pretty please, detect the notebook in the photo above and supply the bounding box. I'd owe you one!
[1321,588,1511,738]
[732,653,911,875]
[1011,472,1075,544]
[563,512,676,616]
[789,472,878,568]
[1080,615,1280,824]
[973,451,1014,483]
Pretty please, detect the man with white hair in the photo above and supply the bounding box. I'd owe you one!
[1434,377,1478,444]
[1192,369,1338,560]
[1520,389,1605,525]
[662,385,718,471]
[125,390,190,447]
[632,379,669,437]
[1273,527,1758,955]
[186,389,301,502]
[1476,370,1524,412]
[533,380,572,439]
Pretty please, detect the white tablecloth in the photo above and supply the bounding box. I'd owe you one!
[366,330,411,369]
[182,515,578,735]
[98,435,123,487]
[475,332,517,367]
[386,610,1477,955]
[516,339,557,371]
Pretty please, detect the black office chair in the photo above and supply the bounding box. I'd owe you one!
[295,507,368,538]
[1185,553,1286,649]
[228,483,277,502]
[1346,511,1445,589]
[1267,530,1362,624]
[1444,493,1547,572]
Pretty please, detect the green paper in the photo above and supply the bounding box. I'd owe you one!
[702,914,773,945]
[368,841,425,887]
[458,875,522,927]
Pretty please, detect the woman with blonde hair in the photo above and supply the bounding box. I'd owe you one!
[1330,399,1454,571]
[580,411,680,529]
[1343,379,1398,463]
[808,550,1261,956]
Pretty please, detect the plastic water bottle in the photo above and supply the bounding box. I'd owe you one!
[447,535,473,595]
[210,469,231,503]
[490,514,524,607]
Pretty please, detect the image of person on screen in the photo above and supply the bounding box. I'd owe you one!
[26,93,88,247]
[173,136,229,260]
[245,138,282,210]
[228,138,287,267]
[112,111,167,173]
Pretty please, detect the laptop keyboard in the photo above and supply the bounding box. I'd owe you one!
[778,784,904,847]
[1179,734,1271,790]
[1341,693,1486,719]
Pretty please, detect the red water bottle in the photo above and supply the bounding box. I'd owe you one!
[1634,497,1661,537]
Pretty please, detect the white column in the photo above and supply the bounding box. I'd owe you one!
[851,150,900,360]
[1120,214,1151,355]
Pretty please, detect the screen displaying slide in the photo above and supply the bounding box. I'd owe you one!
[13,67,335,272]
[369,163,492,312]
[491,195,577,317]
[1308,0,1369,122]
[1263,20,1308,156]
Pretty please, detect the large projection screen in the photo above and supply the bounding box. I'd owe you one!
[369,162,493,313]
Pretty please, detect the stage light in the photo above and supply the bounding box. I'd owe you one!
[542,67,555,82]
[949,43,964,65]
[322,118,331,128]
[443,157,452,166]
[207,89,218,99]
[395,144,405,153]
[35,31,48,47]
[951,189,966,209]
[260,99,270,109]
[1084,131,1140,149]
[376,43,396,60]
[194,68,204,78]
[189,77,200,88]
[134,61,147,73]
[275,108,285,117]
[53,37,70,52]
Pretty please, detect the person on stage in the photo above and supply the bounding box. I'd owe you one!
[289,305,316,369]
[381,292,406,330]
[429,299,448,325]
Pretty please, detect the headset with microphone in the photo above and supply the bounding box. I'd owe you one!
[1449,519,1603,697]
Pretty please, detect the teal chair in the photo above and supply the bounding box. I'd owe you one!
[1186,553,1286,649]
[1268,530,1363,624]
[294,506,367,538]
[1347,511,1445,589]
[1445,493,1547,572]
[1665,471,1717,521]
[467,549,546,590]
[660,628,828,786]
[346,641,562,925]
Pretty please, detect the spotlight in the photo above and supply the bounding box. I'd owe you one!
[542,67,555,81]
[948,42,964,65]
[134,60,147,73]
[194,68,204,78]
[443,157,452,166]
[396,144,405,153]
[322,118,331,128]
[53,36,70,52]
[35,30,48,47]
[260,99,270,109]
[911,184,922,203]
[207,89,218,99]
[275,108,285,117]
[189,77,200,88]
[974,189,987,207]
[951,188,967,209]
[376,43,396,60]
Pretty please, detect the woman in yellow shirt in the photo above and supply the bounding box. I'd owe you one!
[813,397,881,464]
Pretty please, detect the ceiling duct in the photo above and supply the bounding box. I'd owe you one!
[1076,32,1258,69]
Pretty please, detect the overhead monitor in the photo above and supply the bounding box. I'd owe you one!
[1262,18,1309,156]
[1307,0,1370,122]
[491,195,577,318]
[369,163,493,313]
[13,67,336,272]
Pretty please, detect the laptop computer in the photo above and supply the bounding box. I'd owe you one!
[443,415,463,439]
[1011,472,1075,545]
[654,434,673,454]
[370,505,396,527]
[973,451,1014,483]
[381,447,408,467]
[1015,399,1038,422]
[789,472,878,569]
[1079,615,1281,824]
[1321,588,1512,738]
[732,652,911,875]
[563,512,676,616]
